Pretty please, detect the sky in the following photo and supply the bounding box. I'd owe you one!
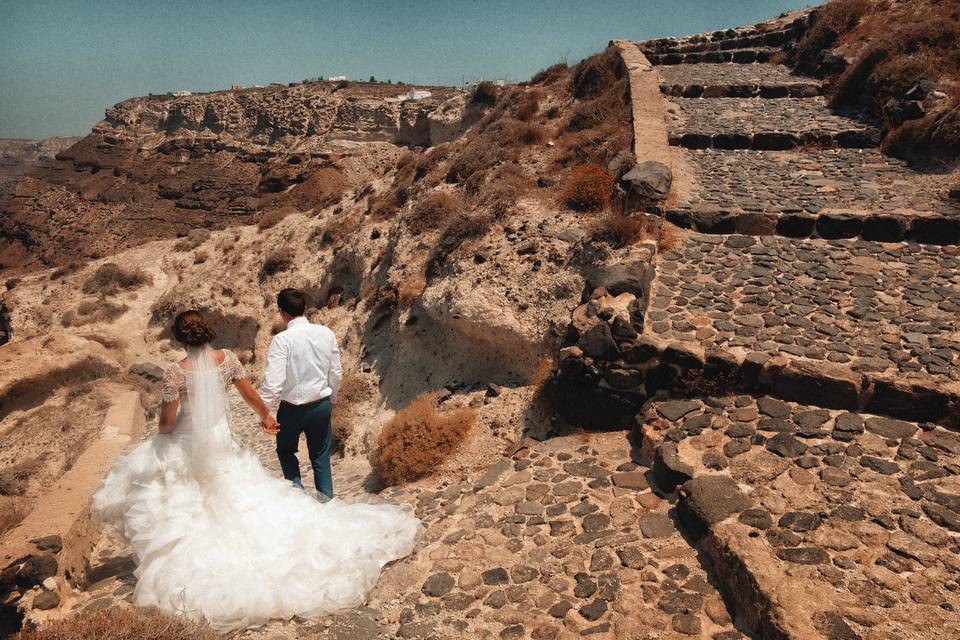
[0,0,813,139]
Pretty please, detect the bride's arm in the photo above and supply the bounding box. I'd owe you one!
[158,399,179,433]
[234,378,279,434]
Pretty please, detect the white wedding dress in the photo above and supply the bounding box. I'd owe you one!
[92,347,420,631]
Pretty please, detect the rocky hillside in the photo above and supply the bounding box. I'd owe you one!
[3,4,960,639]
[0,81,465,271]
[0,138,81,189]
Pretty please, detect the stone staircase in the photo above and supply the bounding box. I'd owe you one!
[627,13,960,246]
[550,13,960,639]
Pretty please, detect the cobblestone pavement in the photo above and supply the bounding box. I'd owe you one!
[647,233,960,385]
[639,396,960,639]
[666,97,874,139]
[73,403,749,639]
[673,149,960,217]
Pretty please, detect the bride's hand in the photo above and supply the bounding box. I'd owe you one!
[261,416,280,436]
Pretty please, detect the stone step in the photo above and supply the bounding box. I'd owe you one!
[657,63,821,99]
[666,209,960,246]
[553,235,960,427]
[641,26,800,56]
[666,97,880,149]
[669,129,880,150]
[648,48,780,66]
[661,82,821,99]
[671,148,960,243]
[637,396,960,639]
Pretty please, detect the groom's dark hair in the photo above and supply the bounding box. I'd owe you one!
[277,288,307,317]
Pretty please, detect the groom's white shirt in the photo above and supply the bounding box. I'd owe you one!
[259,316,343,405]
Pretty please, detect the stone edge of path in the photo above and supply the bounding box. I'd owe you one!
[612,39,697,209]
[0,385,145,618]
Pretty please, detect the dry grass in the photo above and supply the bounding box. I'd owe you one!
[397,272,427,309]
[531,63,569,86]
[406,192,461,235]
[80,263,150,296]
[470,81,499,107]
[258,246,295,281]
[529,355,557,389]
[515,90,541,121]
[571,47,625,100]
[257,207,293,231]
[61,299,128,327]
[373,392,475,487]
[562,164,616,212]
[12,608,217,640]
[173,229,210,252]
[593,212,657,248]
[793,0,960,164]
[657,223,679,252]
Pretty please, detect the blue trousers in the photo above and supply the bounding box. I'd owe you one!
[276,398,333,498]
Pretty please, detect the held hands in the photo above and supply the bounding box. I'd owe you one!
[261,415,281,436]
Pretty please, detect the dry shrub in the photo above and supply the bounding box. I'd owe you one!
[81,263,151,296]
[562,165,615,212]
[5,278,21,290]
[515,90,540,121]
[257,207,294,231]
[173,229,210,252]
[12,608,217,640]
[531,63,569,86]
[884,99,960,164]
[571,47,625,100]
[470,81,499,107]
[61,299,128,327]
[446,135,505,183]
[793,0,870,74]
[529,355,557,389]
[397,272,427,309]
[594,212,656,248]
[657,223,679,252]
[193,250,209,264]
[407,192,461,235]
[50,262,81,280]
[568,81,630,132]
[373,392,475,486]
[259,246,295,280]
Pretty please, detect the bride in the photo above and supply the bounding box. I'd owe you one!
[92,310,420,631]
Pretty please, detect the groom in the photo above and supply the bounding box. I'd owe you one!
[259,288,342,499]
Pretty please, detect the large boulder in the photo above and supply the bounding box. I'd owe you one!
[621,162,673,209]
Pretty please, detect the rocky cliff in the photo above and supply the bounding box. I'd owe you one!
[0,81,469,272]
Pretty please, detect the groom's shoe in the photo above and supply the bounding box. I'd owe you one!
[291,477,305,490]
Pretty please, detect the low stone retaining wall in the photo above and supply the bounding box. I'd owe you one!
[0,387,144,624]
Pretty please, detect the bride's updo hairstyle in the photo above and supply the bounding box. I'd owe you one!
[172,310,217,347]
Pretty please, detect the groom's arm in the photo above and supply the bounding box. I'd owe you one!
[259,336,288,405]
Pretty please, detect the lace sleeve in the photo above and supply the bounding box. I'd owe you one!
[161,364,185,403]
[223,350,246,382]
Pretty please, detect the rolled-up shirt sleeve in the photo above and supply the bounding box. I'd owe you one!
[328,334,343,402]
[259,335,288,405]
